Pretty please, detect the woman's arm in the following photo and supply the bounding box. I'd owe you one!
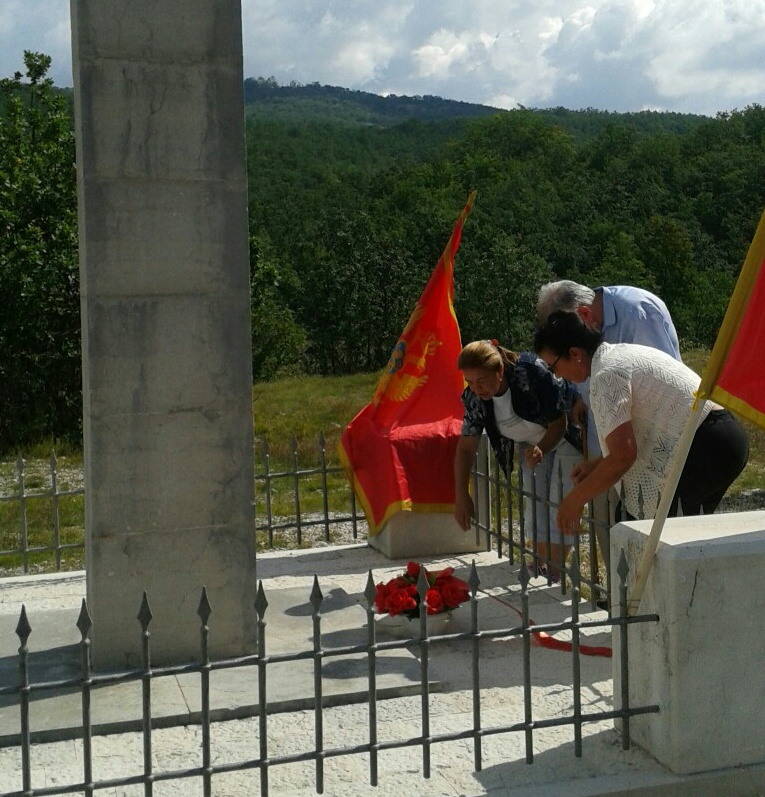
[524,414,566,468]
[454,435,481,531]
[556,421,637,535]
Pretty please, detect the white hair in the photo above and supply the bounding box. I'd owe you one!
[536,280,596,323]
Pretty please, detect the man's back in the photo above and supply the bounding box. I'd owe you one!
[599,285,681,359]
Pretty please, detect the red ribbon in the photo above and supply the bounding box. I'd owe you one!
[480,589,612,658]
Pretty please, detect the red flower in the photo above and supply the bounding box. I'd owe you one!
[406,561,421,579]
[424,588,444,615]
[374,582,392,614]
[374,563,470,619]
[386,587,418,616]
[440,575,470,608]
[431,566,454,583]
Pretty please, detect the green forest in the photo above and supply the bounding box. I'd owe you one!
[3,53,765,448]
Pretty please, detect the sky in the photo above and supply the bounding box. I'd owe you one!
[3,0,765,117]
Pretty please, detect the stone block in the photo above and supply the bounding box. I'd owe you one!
[72,0,256,668]
[368,511,484,560]
[87,526,257,670]
[612,511,765,774]
[78,178,249,298]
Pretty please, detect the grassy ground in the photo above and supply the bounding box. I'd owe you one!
[0,450,85,572]
[253,351,765,496]
[252,371,381,533]
[252,371,380,462]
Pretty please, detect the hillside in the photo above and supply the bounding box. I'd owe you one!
[243,77,501,126]
[243,77,712,139]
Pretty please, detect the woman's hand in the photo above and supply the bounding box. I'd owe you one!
[571,457,601,484]
[454,493,475,532]
[557,492,585,536]
[523,445,544,469]
[454,435,480,532]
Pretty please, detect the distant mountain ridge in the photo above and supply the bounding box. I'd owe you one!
[243,77,711,138]
[243,77,502,126]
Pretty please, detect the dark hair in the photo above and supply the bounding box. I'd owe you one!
[533,310,603,358]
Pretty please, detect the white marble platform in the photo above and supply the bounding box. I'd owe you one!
[612,510,765,775]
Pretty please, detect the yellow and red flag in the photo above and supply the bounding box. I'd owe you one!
[339,192,475,535]
[630,206,765,615]
[695,206,765,429]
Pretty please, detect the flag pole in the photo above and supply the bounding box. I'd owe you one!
[626,399,707,616]
[627,206,765,614]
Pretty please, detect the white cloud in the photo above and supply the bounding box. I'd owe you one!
[645,0,765,108]
[0,1,72,86]
[414,29,471,79]
[485,92,521,110]
[2,0,765,115]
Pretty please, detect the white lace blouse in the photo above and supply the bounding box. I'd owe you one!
[589,342,715,518]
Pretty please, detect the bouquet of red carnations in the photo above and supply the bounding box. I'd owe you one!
[374,561,470,619]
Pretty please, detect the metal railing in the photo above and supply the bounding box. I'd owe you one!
[0,438,613,603]
[469,436,614,610]
[0,453,85,574]
[0,551,659,797]
[252,434,614,605]
[254,433,366,547]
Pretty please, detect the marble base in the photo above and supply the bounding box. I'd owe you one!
[368,511,484,560]
[612,511,765,775]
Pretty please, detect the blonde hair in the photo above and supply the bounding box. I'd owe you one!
[457,340,518,373]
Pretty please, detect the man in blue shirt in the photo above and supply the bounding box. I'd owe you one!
[537,281,681,450]
[536,280,682,589]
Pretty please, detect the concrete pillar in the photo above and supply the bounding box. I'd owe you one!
[612,511,765,774]
[70,1,256,668]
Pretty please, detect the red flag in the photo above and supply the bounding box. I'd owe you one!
[339,193,475,534]
[695,206,765,429]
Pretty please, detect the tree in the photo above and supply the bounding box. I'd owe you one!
[297,210,425,374]
[455,231,554,349]
[249,232,308,380]
[0,52,81,448]
[636,215,699,341]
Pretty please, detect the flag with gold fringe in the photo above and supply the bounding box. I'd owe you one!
[339,192,475,535]
[630,206,765,616]
[695,206,765,429]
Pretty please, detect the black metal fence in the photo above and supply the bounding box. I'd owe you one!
[0,551,658,797]
[254,433,366,548]
[0,439,613,614]
[0,453,85,574]
[468,437,613,610]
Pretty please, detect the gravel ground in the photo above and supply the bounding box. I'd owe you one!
[0,455,84,495]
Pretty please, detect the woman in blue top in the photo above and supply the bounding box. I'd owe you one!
[454,339,582,579]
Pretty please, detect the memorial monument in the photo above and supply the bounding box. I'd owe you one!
[71,0,257,667]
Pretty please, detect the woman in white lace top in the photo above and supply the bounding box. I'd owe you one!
[533,311,749,537]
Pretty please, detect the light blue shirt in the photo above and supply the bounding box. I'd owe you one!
[599,285,680,356]
[582,286,681,455]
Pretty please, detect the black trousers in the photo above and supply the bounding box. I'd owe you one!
[616,409,749,521]
[671,409,749,516]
